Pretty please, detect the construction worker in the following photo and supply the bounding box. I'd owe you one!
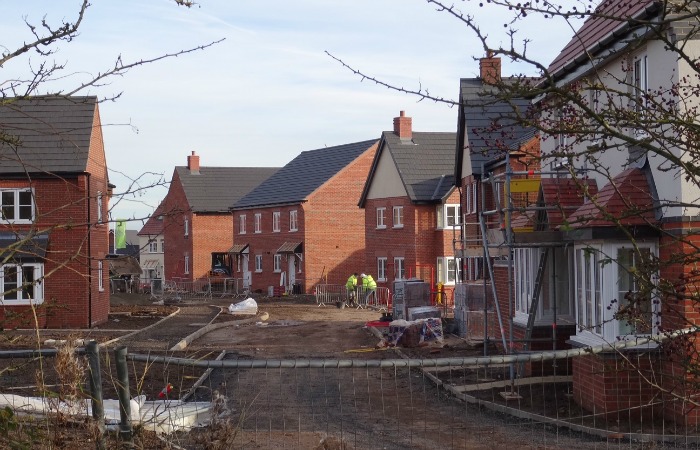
[361,273,377,305]
[345,272,358,307]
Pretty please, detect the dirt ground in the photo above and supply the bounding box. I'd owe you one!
[0,293,682,449]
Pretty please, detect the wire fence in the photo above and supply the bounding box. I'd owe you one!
[315,284,391,310]
[3,342,700,448]
[148,277,248,303]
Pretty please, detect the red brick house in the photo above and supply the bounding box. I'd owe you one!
[0,96,111,328]
[359,112,458,299]
[231,140,378,294]
[455,1,700,425]
[161,152,278,282]
[138,201,166,286]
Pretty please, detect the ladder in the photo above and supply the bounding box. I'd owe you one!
[518,248,549,376]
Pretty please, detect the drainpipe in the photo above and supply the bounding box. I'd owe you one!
[87,173,92,327]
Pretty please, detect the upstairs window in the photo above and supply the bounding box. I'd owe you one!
[184,217,189,237]
[239,215,246,234]
[393,206,404,228]
[1,189,34,223]
[254,213,262,233]
[376,207,386,229]
[465,182,478,215]
[437,204,461,228]
[149,241,158,253]
[98,261,104,292]
[96,191,103,224]
[633,54,648,116]
[289,210,298,231]
[272,212,281,232]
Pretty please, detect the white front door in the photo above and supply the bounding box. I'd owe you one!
[288,256,296,289]
[242,253,251,289]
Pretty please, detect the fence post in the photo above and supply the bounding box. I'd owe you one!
[114,346,133,446]
[86,341,105,450]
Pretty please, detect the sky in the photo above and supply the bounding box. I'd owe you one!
[2,0,580,229]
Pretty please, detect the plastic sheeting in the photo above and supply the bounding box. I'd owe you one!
[0,393,211,435]
[228,297,258,315]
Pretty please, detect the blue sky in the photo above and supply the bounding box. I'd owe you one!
[3,0,578,228]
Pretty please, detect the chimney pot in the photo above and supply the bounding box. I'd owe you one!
[187,151,200,174]
[393,111,412,140]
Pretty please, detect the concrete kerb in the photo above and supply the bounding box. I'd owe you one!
[101,307,182,348]
[169,311,270,351]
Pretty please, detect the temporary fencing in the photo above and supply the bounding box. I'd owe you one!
[315,284,391,310]
[151,279,213,302]
[3,335,700,448]
[209,277,246,297]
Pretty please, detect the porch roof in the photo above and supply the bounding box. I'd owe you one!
[0,232,49,263]
[277,242,302,254]
[227,243,249,254]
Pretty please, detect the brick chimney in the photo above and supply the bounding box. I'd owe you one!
[393,111,412,140]
[480,51,501,85]
[187,151,200,174]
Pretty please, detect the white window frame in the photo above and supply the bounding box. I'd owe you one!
[98,260,104,292]
[0,263,44,305]
[255,254,263,273]
[184,255,190,275]
[376,207,386,229]
[394,257,405,280]
[437,204,461,229]
[96,191,103,224]
[437,257,462,285]
[463,256,482,281]
[465,182,478,215]
[572,242,659,346]
[392,206,404,229]
[0,188,34,224]
[289,210,298,232]
[184,217,189,237]
[159,238,164,253]
[377,257,387,282]
[632,53,649,137]
[149,241,158,253]
[272,212,281,232]
[254,213,262,233]
[514,248,540,321]
[239,214,246,235]
[273,254,282,273]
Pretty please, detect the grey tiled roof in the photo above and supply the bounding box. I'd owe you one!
[456,78,535,177]
[382,131,457,203]
[234,139,378,209]
[0,96,98,174]
[175,166,280,213]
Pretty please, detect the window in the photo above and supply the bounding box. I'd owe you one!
[255,255,263,272]
[394,257,405,280]
[0,263,43,304]
[254,213,262,233]
[1,189,34,223]
[392,206,403,228]
[437,204,461,228]
[376,207,386,229]
[289,210,298,231]
[515,247,573,325]
[273,254,282,272]
[184,217,189,237]
[633,54,648,116]
[149,241,158,253]
[272,212,281,232]
[98,261,104,292]
[465,182,478,215]
[96,191,103,224]
[239,215,246,234]
[184,255,190,275]
[437,257,462,285]
[573,242,658,344]
[463,256,483,281]
[377,257,387,281]
[159,238,164,253]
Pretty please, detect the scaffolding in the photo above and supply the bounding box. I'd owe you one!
[455,153,584,379]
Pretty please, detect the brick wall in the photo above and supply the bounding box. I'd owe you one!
[162,171,193,281]
[234,142,377,293]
